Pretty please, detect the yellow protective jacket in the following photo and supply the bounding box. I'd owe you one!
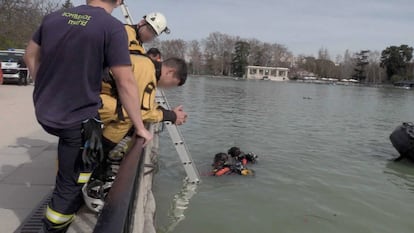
[99,25,165,144]
[124,24,146,54]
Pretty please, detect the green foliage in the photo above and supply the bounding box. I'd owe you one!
[297,56,338,78]
[391,74,404,83]
[0,0,59,49]
[231,41,250,77]
[353,50,370,81]
[0,36,18,50]
[380,45,413,80]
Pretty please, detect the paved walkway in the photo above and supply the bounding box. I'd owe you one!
[0,85,56,233]
[0,85,160,233]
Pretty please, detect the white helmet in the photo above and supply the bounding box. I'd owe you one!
[144,12,170,35]
[82,179,113,213]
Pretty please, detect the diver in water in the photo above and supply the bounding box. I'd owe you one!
[211,153,231,176]
[211,147,257,176]
[227,147,258,166]
[390,122,414,162]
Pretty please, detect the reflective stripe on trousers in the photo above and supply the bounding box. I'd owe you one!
[45,205,74,225]
[77,172,91,184]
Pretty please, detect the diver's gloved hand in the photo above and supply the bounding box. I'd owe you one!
[81,118,104,168]
[241,168,255,176]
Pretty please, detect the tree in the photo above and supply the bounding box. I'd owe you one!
[318,47,330,60]
[246,39,260,66]
[314,48,338,78]
[187,40,203,75]
[365,51,386,84]
[315,58,338,78]
[339,49,355,79]
[353,50,370,82]
[298,56,317,74]
[380,45,413,82]
[271,43,293,67]
[231,41,250,77]
[247,39,271,66]
[0,0,58,49]
[203,32,237,75]
[246,40,292,68]
[61,0,73,9]
[158,39,186,59]
[297,55,339,78]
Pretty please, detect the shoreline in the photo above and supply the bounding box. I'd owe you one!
[189,75,409,90]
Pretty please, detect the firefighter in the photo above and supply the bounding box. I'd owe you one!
[81,22,188,212]
[124,12,170,54]
[24,0,152,232]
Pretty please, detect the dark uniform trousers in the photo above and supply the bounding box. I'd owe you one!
[41,124,93,233]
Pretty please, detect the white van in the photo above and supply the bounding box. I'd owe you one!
[0,49,30,85]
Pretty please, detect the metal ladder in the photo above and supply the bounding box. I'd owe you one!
[155,90,200,184]
[120,3,201,184]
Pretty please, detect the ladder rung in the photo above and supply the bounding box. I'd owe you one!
[155,90,200,183]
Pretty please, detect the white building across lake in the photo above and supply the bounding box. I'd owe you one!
[245,65,289,81]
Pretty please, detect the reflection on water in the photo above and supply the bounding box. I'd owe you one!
[385,161,414,193]
[158,181,198,233]
[154,78,414,233]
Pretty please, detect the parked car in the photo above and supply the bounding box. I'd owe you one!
[394,81,414,90]
[0,49,30,85]
[0,62,3,84]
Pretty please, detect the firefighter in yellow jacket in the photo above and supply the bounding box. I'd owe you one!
[98,12,187,154]
[81,12,188,213]
[99,54,188,145]
[85,54,188,212]
[124,12,170,55]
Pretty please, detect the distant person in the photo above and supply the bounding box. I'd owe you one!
[147,48,162,61]
[23,0,152,232]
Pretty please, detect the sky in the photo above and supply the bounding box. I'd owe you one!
[59,0,414,57]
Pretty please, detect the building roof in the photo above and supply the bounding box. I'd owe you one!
[246,65,289,70]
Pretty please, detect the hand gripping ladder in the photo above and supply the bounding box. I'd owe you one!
[120,2,201,184]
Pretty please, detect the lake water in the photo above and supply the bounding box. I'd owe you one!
[152,77,414,233]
